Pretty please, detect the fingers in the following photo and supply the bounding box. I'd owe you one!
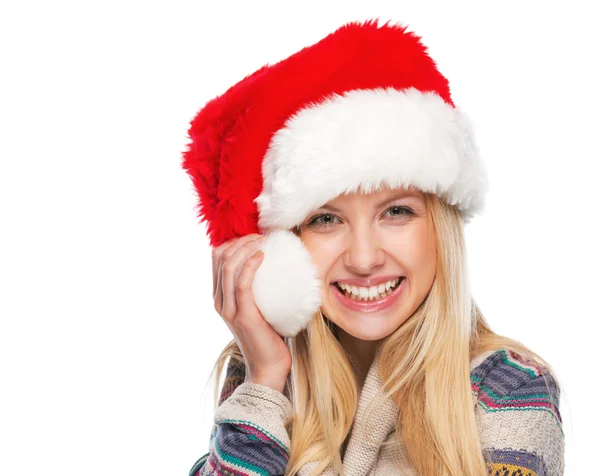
[221,238,265,321]
[212,234,260,299]
[214,256,224,315]
[212,240,230,301]
[234,249,265,322]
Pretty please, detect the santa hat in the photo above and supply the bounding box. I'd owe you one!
[182,20,488,337]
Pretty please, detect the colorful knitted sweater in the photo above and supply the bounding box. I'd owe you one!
[189,349,564,475]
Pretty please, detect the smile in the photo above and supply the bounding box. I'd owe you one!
[330,277,406,313]
[335,278,402,301]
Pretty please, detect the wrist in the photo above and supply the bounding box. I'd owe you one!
[245,373,288,394]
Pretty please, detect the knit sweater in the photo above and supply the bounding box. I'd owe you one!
[189,349,564,475]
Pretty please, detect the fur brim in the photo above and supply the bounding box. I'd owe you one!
[256,88,488,230]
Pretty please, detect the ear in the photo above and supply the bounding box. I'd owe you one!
[252,229,322,337]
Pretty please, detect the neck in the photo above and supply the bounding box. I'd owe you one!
[337,328,382,388]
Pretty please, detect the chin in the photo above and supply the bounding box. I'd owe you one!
[355,316,404,339]
[340,325,396,341]
[324,307,407,341]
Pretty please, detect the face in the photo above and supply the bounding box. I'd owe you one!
[296,186,437,341]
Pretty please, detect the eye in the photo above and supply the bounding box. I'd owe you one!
[383,205,414,219]
[306,213,341,228]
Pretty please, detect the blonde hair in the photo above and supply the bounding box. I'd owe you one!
[208,193,560,476]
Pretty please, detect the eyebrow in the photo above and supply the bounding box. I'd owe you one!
[319,190,423,212]
[375,191,423,209]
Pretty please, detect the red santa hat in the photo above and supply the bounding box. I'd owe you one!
[182,20,488,337]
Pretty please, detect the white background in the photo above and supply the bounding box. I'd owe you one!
[1,1,597,475]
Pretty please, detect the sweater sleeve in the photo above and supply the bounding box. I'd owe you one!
[189,359,292,476]
[472,350,564,476]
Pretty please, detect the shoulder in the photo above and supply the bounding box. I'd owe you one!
[470,349,565,475]
[470,348,561,420]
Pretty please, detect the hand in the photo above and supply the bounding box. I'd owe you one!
[212,234,292,394]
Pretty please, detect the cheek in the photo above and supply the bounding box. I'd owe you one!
[301,234,342,280]
[385,225,436,279]
[410,228,437,284]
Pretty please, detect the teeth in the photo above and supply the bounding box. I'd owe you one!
[336,278,402,301]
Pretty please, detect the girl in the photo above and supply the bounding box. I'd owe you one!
[182,20,564,476]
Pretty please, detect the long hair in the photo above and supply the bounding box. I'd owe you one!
[207,193,560,476]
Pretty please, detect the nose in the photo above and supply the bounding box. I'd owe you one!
[343,226,385,274]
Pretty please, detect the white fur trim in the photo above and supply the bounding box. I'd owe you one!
[255,87,488,229]
[252,230,321,337]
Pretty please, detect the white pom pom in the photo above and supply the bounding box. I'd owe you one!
[252,230,322,337]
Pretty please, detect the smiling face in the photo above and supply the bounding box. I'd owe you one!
[296,186,437,341]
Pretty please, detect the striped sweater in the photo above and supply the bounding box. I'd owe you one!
[189,349,564,475]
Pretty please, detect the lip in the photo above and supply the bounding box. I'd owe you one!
[330,277,406,313]
[333,275,404,287]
